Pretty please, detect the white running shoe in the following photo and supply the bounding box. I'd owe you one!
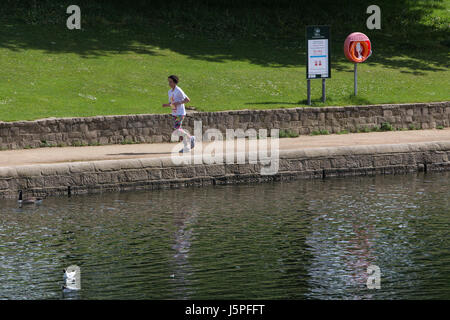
[179,146,191,153]
[190,136,196,149]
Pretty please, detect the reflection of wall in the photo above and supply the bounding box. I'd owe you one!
[0,102,448,150]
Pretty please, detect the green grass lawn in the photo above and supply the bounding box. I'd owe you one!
[0,1,449,121]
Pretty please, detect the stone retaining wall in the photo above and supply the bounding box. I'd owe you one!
[1,141,449,199]
[0,102,449,150]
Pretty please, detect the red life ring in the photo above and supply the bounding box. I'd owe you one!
[344,32,372,63]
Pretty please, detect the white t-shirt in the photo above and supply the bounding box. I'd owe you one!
[168,86,188,116]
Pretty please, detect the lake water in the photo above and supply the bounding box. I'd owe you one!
[0,171,449,299]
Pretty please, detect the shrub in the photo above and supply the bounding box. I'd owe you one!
[380,122,394,131]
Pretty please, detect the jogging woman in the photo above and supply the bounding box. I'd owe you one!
[162,75,195,153]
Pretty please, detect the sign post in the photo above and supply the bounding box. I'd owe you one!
[322,78,326,103]
[306,25,331,105]
[307,79,311,105]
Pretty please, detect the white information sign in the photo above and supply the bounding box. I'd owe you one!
[307,39,329,78]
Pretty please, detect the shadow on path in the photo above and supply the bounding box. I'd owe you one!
[106,152,173,156]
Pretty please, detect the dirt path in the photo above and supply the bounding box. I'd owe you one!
[1,128,449,167]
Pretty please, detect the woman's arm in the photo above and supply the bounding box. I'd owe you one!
[170,97,190,106]
[162,94,171,107]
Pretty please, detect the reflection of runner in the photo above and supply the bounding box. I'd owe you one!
[162,75,196,153]
[170,208,199,299]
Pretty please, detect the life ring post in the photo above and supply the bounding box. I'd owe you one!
[344,32,371,96]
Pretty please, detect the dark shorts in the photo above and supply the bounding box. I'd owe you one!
[173,115,185,130]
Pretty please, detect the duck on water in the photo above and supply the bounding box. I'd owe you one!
[18,190,45,205]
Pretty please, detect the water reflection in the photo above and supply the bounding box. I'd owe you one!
[0,171,449,299]
[169,207,199,299]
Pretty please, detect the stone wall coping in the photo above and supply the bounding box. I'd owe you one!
[0,101,448,126]
[1,140,449,179]
[279,141,450,159]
